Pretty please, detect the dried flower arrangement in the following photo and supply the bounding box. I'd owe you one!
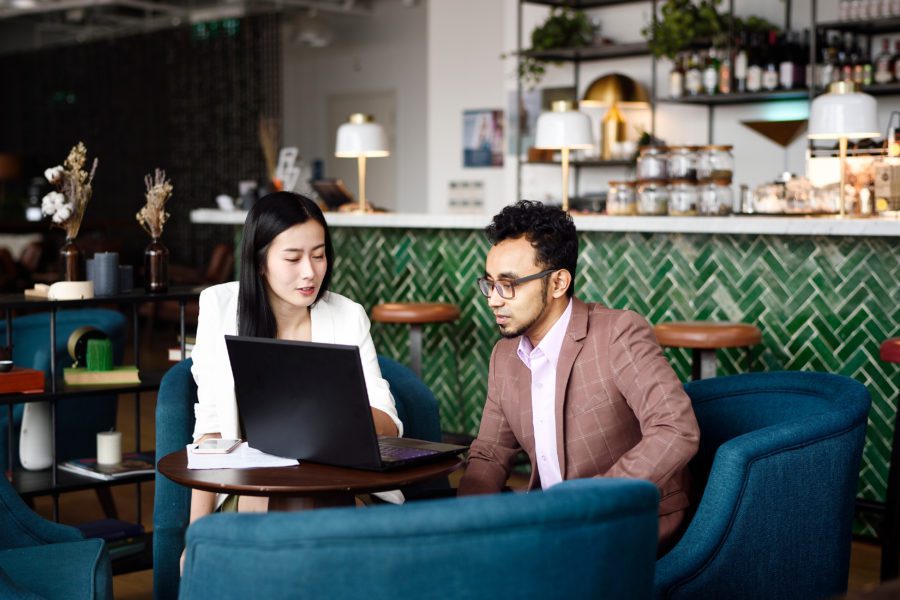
[42,142,98,240]
[136,169,174,239]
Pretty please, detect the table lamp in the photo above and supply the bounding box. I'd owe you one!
[534,100,594,212]
[580,73,649,160]
[335,113,389,213]
[808,81,880,218]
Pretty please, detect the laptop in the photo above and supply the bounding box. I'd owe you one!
[224,335,468,471]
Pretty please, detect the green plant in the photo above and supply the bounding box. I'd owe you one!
[642,0,779,59]
[508,8,593,88]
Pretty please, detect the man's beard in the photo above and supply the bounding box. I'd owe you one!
[498,283,549,339]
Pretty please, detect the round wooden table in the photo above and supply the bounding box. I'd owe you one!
[157,450,463,510]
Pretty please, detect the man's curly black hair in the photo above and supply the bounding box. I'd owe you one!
[485,200,577,298]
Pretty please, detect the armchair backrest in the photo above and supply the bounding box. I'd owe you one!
[154,355,447,600]
[0,309,126,468]
[179,477,659,600]
[655,371,870,600]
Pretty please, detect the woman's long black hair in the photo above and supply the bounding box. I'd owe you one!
[237,192,334,339]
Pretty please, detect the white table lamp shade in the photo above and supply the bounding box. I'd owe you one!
[535,104,594,149]
[335,114,390,157]
[808,84,879,140]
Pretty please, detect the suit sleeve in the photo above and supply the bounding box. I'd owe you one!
[190,287,239,441]
[351,303,403,437]
[457,345,522,495]
[604,311,699,487]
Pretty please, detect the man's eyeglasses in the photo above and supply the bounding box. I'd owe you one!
[477,269,557,300]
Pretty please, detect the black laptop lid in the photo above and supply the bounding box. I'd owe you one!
[224,336,383,469]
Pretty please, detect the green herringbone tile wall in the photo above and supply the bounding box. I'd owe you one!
[330,227,900,535]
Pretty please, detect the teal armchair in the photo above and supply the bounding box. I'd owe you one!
[0,471,112,599]
[154,356,450,599]
[656,371,870,599]
[179,477,659,600]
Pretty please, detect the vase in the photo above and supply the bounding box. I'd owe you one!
[59,237,83,281]
[144,237,169,293]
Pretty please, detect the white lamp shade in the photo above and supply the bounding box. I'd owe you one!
[534,109,594,150]
[808,87,879,140]
[335,119,390,157]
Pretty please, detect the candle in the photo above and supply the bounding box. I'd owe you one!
[97,430,122,465]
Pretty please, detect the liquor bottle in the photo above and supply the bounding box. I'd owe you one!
[762,31,779,90]
[734,32,749,93]
[719,45,732,94]
[686,52,703,96]
[859,40,873,86]
[747,33,763,92]
[819,35,835,88]
[874,38,893,84]
[893,39,900,82]
[669,54,685,98]
[779,31,802,90]
[703,48,720,95]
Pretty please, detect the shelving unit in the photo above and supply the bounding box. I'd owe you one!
[516,1,900,204]
[515,0,654,202]
[0,285,202,575]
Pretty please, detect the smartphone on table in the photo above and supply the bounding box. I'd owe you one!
[193,438,242,454]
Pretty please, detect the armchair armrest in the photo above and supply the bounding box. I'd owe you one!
[0,477,83,549]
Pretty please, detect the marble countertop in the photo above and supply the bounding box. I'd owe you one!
[190,209,900,237]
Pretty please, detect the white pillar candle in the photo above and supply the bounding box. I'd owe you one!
[97,431,122,465]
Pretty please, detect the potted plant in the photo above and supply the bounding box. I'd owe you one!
[511,8,593,87]
[642,0,778,59]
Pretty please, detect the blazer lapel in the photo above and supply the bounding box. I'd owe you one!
[310,293,336,343]
[554,298,588,480]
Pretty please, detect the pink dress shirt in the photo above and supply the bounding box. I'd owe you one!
[516,299,573,489]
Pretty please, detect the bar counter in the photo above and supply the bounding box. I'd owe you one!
[192,208,900,533]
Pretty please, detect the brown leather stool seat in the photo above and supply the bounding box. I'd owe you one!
[654,321,762,380]
[371,302,460,377]
[878,337,900,581]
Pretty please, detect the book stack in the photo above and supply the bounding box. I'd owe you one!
[63,366,140,385]
[0,367,45,394]
[168,334,196,362]
[75,518,146,560]
[58,451,155,481]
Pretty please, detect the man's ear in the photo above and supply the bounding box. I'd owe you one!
[551,269,571,299]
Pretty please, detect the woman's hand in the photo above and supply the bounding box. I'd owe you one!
[371,407,399,436]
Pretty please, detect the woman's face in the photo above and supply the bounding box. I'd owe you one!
[262,220,328,312]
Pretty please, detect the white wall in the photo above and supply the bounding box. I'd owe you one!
[426,0,514,215]
[281,0,427,213]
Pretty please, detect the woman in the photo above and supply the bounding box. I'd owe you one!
[188,191,402,521]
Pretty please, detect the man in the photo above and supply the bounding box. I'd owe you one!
[458,200,700,548]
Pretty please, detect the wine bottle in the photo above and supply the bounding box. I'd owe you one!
[874,38,893,84]
[747,33,763,93]
[735,32,748,93]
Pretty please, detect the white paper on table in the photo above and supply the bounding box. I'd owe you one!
[185,442,299,470]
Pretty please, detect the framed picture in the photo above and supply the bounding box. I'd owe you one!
[463,109,504,168]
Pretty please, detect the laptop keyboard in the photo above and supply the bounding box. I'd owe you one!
[379,441,439,462]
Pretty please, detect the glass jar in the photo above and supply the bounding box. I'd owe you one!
[699,178,735,215]
[636,146,669,181]
[668,146,700,182]
[607,180,637,215]
[697,145,734,180]
[636,179,669,215]
[668,179,698,216]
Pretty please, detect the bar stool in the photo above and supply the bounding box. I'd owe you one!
[879,337,900,581]
[654,321,762,380]
[370,302,460,378]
